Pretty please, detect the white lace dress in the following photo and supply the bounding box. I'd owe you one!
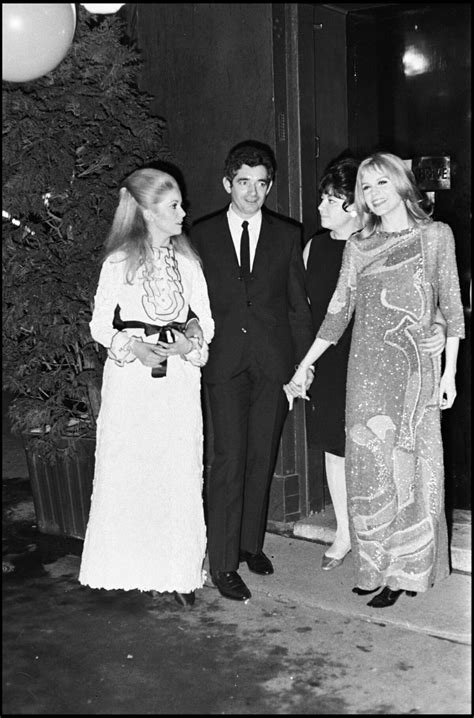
[79,246,214,593]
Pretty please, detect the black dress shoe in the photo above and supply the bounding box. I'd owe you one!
[174,591,195,608]
[352,586,381,596]
[211,571,251,601]
[240,550,274,575]
[367,587,405,608]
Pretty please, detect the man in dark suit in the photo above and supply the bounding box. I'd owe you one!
[191,141,314,601]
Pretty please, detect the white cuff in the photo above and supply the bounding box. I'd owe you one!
[108,332,141,366]
[182,337,209,367]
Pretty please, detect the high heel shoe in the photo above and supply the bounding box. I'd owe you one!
[174,591,195,608]
[321,549,350,571]
[352,586,381,596]
[367,587,416,608]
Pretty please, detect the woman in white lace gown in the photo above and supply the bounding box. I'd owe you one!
[79,168,214,607]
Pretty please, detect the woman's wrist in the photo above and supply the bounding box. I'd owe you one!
[129,337,144,356]
[295,363,314,372]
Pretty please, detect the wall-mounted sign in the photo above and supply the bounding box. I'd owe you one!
[411,156,451,190]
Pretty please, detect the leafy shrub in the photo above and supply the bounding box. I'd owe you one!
[2,7,170,460]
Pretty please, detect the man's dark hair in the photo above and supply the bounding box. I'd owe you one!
[224,140,276,183]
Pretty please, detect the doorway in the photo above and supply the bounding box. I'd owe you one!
[299,2,471,511]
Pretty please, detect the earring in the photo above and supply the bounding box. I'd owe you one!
[350,210,357,218]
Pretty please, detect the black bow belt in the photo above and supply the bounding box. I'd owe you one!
[113,305,186,377]
[113,304,186,339]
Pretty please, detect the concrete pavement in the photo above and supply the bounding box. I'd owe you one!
[4,428,471,646]
[2,431,471,714]
[236,532,471,646]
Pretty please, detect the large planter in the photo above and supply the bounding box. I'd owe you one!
[23,435,95,540]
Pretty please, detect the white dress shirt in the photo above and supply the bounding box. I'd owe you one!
[227,205,262,272]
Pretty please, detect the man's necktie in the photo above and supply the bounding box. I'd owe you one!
[240,220,250,281]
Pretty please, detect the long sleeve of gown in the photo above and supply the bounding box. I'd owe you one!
[89,254,140,365]
[189,260,215,344]
[183,260,215,367]
[317,239,357,345]
[436,223,465,339]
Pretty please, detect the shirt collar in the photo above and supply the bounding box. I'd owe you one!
[227,205,262,231]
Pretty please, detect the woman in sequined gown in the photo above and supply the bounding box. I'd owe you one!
[287,152,464,608]
[79,168,214,607]
[305,156,447,571]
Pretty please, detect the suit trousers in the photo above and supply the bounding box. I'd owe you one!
[205,357,288,573]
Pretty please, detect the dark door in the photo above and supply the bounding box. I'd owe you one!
[300,2,471,510]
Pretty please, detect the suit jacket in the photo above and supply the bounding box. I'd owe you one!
[190,207,314,384]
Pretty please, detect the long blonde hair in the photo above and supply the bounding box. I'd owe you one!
[103,167,200,282]
[354,152,432,236]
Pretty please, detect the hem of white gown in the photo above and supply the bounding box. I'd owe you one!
[78,569,207,594]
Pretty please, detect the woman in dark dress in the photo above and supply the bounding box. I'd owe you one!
[303,158,361,568]
[303,156,447,571]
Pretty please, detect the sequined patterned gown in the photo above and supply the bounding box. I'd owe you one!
[317,221,464,592]
[79,246,214,593]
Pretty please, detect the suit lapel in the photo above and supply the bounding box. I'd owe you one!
[216,209,240,269]
[252,212,274,277]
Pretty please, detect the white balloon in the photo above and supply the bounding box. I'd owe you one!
[81,3,125,13]
[2,4,76,83]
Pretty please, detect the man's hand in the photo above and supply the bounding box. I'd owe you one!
[185,317,204,347]
[419,322,446,357]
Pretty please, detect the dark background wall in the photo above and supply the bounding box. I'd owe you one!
[296,2,471,510]
[347,3,471,304]
[127,3,276,224]
[345,2,471,510]
[126,3,313,523]
[125,2,471,511]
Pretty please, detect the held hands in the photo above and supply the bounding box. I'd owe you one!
[283,365,315,410]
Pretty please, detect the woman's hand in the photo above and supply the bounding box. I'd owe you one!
[283,365,313,410]
[131,340,166,368]
[155,330,193,358]
[439,370,456,410]
[419,322,446,357]
[292,364,313,393]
